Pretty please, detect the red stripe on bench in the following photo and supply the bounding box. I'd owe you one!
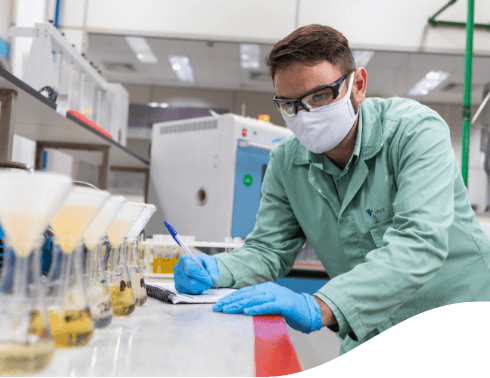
[253,315,302,377]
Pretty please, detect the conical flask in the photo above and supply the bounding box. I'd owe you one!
[104,202,144,316]
[125,204,157,306]
[81,196,125,328]
[0,172,72,375]
[44,187,109,348]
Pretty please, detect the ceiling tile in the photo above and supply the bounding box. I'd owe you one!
[88,33,490,104]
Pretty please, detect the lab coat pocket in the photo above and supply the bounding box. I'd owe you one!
[369,217,394,248]
[340,216,366,269]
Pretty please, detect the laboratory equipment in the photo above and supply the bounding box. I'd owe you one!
[82,195,126,328]
[151,235,183,275]
[0,172,72,375]
[147,114,293,241]
[44,187,110,348]
[125,204,157,306]
[105,202,144,316]
[140,237,243,277]
[165,221,219,289]
[9,22,129,145]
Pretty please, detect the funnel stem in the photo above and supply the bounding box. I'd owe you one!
[75,244,90,312]
[62,251,71,304]
[11,255,29,341]
[97,241,110,292]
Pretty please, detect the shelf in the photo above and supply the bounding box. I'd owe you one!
[0,67,149,169]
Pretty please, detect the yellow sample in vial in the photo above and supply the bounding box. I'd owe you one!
[109,283,136,316]
[152,257,179,274]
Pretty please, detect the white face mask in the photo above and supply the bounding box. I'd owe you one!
[282,73,359,154]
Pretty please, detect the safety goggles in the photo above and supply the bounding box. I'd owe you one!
[273,70,354,117]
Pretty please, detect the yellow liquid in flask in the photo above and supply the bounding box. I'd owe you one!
[0,341,54,376]
[109,284,136,316]
[30,308,94,348]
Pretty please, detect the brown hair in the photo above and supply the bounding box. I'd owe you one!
[266,24,356,80]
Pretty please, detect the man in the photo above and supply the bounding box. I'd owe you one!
[174,24,490,354]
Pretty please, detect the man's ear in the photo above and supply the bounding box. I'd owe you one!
[353,68,367,104]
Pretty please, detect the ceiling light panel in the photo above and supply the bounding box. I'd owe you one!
[240,44,260,69]
[169,56,195,83]
[125,37,158,64]
[407,71,450,96]
[352,50,375,68]
[148,102,169,108]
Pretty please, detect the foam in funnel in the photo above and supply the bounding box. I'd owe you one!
[50,187,110,253]
[0,172,73,257]
[83,196,126,249]
[106,202,145,245]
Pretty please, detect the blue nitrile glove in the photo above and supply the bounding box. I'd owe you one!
[174,253,219,294]
[213,282,323,334]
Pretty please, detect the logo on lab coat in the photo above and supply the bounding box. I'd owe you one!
[366,207,385,216]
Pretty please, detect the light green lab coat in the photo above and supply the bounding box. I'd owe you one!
[215,97,490,354]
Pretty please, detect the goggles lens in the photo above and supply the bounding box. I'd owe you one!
[304,87,335,108]
[273,71,352,117]
[275,100,297,116]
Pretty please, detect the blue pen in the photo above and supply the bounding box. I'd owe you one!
[164,221,219,290]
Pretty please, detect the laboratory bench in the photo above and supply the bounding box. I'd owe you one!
[33,278,304,377]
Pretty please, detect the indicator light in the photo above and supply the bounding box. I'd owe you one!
[242,128,247,136]
[258,114,270,122]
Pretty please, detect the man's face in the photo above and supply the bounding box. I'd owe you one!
[273,61,350,113]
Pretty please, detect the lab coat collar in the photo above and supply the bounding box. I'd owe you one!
[293,99,384,166]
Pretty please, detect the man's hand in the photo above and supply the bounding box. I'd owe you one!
[212,282,323,334]
[313,295,338,327]
[173,253,219,294]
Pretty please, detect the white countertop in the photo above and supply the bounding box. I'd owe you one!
[35,279,255,377]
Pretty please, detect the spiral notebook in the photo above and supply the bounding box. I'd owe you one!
[146,282,236,304]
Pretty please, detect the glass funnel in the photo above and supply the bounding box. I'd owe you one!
[81,196,125,328]
[104,202,144,316]
[44,187,110,348]
[125,204,157,306]
[0,172,73,375]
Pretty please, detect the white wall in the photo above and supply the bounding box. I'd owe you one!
[45,148,74,177]
[10,0,47,77]
[56,0,490,54]
[300,0,490,54]
[0,0,13,40]
[11,134,36,168]
[59,0,296,44]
